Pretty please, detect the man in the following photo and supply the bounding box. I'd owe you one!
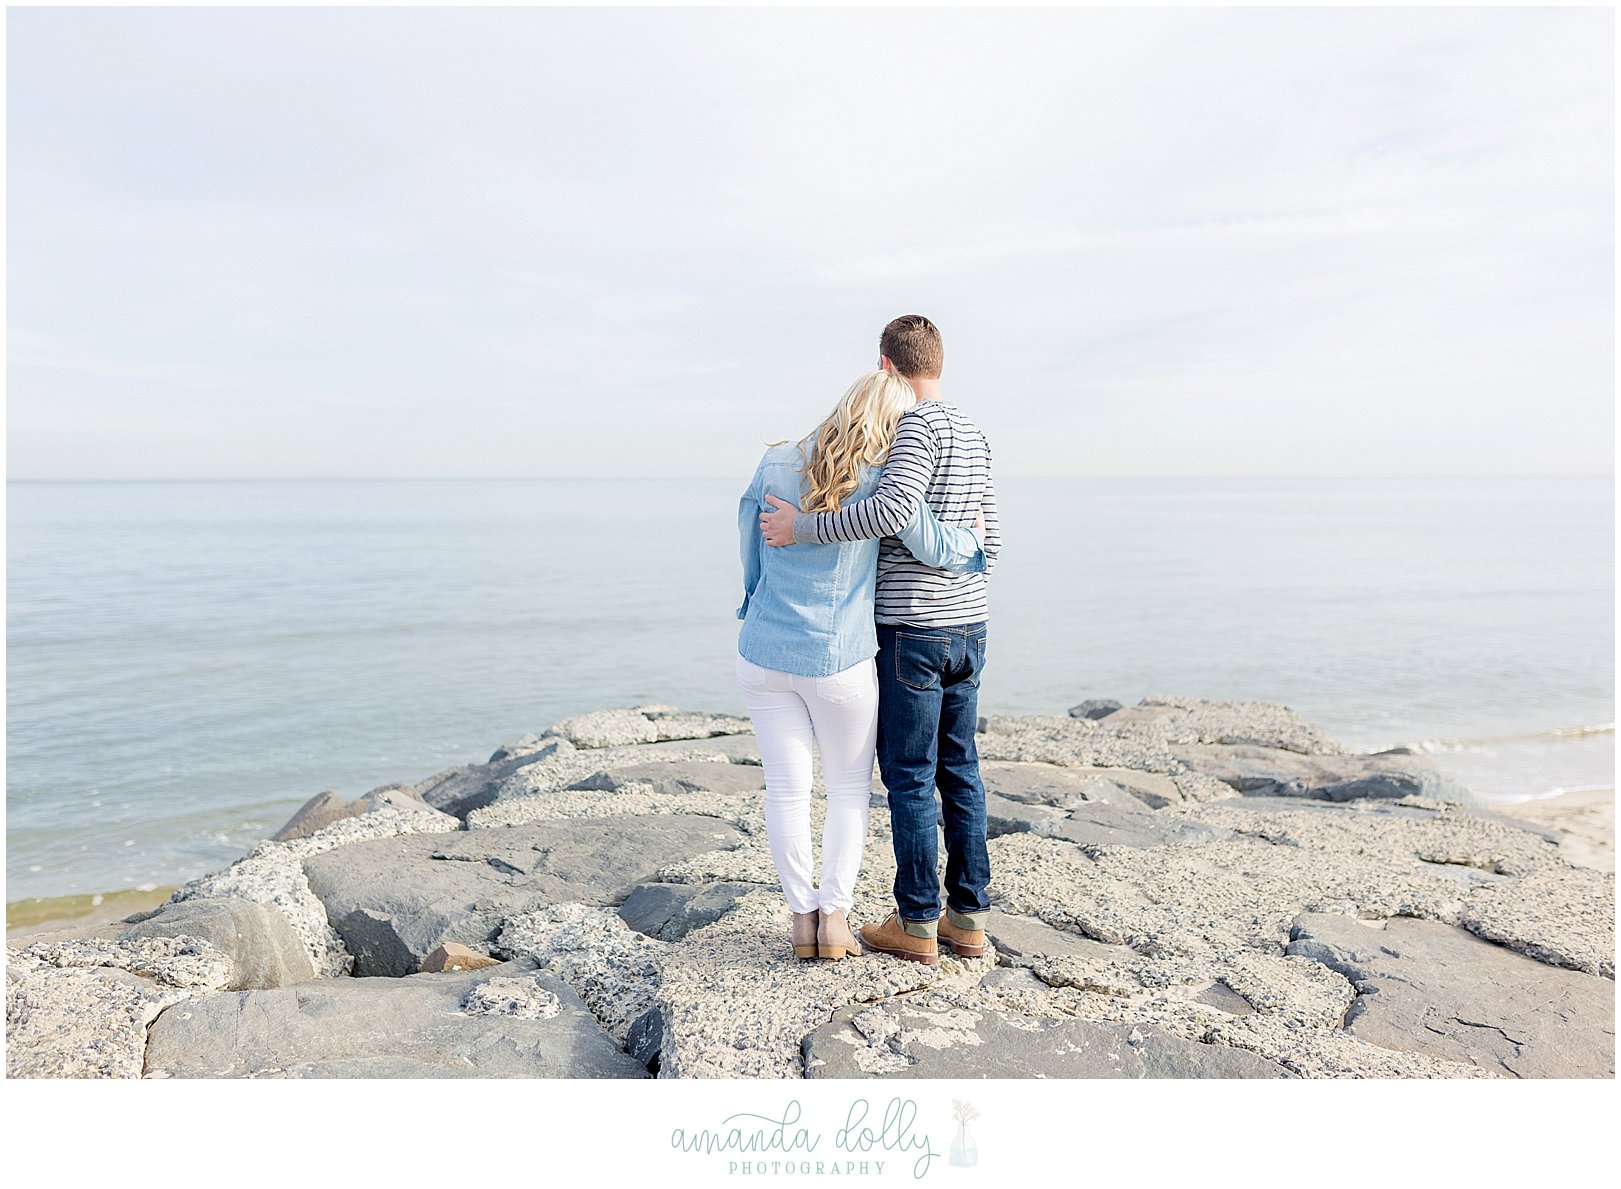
[760,314,1001,964]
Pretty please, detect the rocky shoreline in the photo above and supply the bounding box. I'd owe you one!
[7,697,1614,1079]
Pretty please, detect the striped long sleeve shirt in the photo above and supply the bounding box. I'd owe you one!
[791,399,1000,627]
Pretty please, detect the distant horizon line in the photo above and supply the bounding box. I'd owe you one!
[5,472,1614,483]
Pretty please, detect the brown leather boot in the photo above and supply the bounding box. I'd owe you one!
[791,911,819,960]
[937,917,987,958]
[858,912,939,965]
[817,908,862,960]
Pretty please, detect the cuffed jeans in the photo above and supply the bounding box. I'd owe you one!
[875,622,991,933]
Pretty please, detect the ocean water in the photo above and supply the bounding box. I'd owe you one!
[5,475,1613,904]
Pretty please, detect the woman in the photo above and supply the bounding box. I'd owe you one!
[735,370,985,961]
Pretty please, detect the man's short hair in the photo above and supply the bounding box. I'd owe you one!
[880,315,944,380]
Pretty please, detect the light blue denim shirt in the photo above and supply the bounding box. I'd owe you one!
[736,444,986,677]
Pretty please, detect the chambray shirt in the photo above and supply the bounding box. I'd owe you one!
[736,443,986,677]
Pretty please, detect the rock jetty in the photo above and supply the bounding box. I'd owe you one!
[7,698,1613,1079]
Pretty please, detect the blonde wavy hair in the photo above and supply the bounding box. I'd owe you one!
[797,369,917,514]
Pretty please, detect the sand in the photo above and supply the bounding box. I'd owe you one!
[1500,788,1615,873]
[5,886,176,941]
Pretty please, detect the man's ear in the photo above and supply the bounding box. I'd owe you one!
[879,355,895,374]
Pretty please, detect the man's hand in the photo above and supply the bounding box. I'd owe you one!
[760,493,800,547]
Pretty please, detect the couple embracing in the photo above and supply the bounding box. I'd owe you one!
[736,315,1000,966]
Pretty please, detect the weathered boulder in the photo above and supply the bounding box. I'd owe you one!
[565,760,767,796]
[1287,913,1615,1078]
[617,882,758,941]
[119,897,314,989]
[544,706,753,750]
[626,1006,665,1071]
[976,711,1237,803]
[1138,695,1348,754]
[460,972,562,1019]
[271,791,347,841]
[1069,699,1123,720]
[1192,980,1257,1015]
[978,714,1181,771]
[413,737,577,818]
[172,802,461,978]
[984,911,1134,964]
[1173,743,1475,804]
[143,959,647,1079]
[6,933,233,1079]
[302,815,744,975]
[804,993,1293,1078]
[9,934,234,990]
[984,792,1232,852]
[7,965,188,1079]
[629,734,763,765]
[982,760,1171,811]
[477,741,756,811]
[497,904,673,1045]
[655,892,952,1078]
[272,783,433,842]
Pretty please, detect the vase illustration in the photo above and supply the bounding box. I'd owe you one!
[950,1120,978,1167]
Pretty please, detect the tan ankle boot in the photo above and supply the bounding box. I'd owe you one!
[937,917,987,958]
[817,908,862,960]
[858,912,939,965]
[791,911,819,959]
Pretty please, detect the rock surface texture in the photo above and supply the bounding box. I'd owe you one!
[8,698,1613,1080]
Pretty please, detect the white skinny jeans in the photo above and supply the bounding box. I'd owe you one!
[734,654,877,914]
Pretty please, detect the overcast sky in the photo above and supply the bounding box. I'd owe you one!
[6,6,1613,479]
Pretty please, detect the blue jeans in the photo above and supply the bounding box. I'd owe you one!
[875,621,991,931]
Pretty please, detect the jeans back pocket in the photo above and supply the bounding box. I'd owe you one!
[893,632,951,692]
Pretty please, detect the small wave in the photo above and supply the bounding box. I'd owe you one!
[1484,778,1614,807]
[1407,723,1615,753]
[1513,784,1614,803]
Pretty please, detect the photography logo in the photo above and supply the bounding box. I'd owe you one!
[948,1100,979,1169]
[670,1097,943,1179]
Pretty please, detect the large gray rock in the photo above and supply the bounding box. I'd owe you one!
[804,995,1293,1078]
[1137,695,1348,755]
[984,792,1231,852]
[982,761,1172,811]
[119,898,314,989]
[9,934,234,990]
[625,1006,665,1071]
[617,882,757,941]
[143,959,648,1079]
[479,739,761,810]
[627,734,762,765]
[271,791,349,841]
[1173,743,1475,805]
[171,802,462,979]
[984,911,1133,964]
[7,965,189,1079]
[272,783,434,842]
[1287,913,1614,1078]
[413,738,578,818]
[1069,699,1123,720]
[301,815,744,975]
[544,706,753,750]
[1042,802,1233,851]
[566,760,767,796]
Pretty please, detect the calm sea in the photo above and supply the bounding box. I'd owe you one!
[6,476,1613,904]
